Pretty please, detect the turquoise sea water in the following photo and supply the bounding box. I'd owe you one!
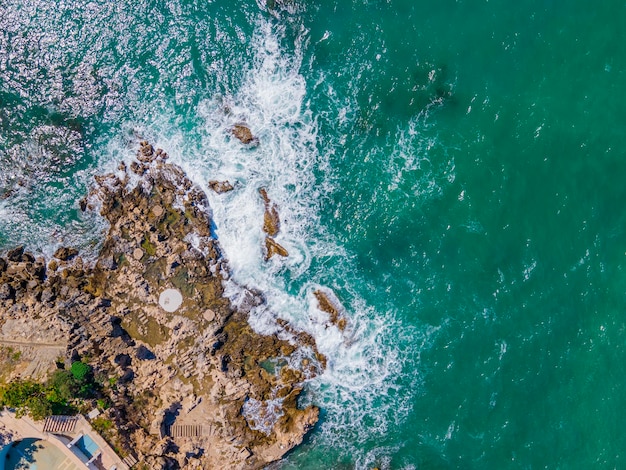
[2,1,626,468]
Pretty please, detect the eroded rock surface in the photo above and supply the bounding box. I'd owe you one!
[259,188,288,261]
[208,180,234,194]
[231,124,259,146]
[0,144,324,469]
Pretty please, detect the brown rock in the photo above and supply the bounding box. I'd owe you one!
[231,124,259,145]
[259,188,280,236]
[0,142,326,470]
[314,290,346,331]
[208,180,234,194]
[6,246,24,262]
[54,246,78,261]
[137,141,156,163]
[265,237,288,260]
[203,309,216,322]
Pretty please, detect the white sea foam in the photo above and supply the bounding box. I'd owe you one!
[169,15,435,459]
[114,15,431,458]
[242,396,286,435]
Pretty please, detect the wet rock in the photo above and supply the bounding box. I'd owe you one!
[21,252,35,263]
[54,246,79,261]
[208,180,234,194]
[0,257,6,273]
[259,188,280,237]
[6,246,24,262]
[265,237,289,260]
[0,142,325,470]
[137,141,156,163]
[130,161,146,175]
[231,124,259,145]
[79,196,88,212]
[314,290,346,331]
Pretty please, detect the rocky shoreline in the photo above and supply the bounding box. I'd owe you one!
[0,142,325,469]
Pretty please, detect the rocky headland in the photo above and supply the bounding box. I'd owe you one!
[0,142,326,469]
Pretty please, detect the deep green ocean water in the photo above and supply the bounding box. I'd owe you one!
[2,0,626,468]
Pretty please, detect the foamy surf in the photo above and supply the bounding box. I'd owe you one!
[176,14,427,461]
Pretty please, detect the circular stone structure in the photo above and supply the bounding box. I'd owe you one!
[159,288,183,312]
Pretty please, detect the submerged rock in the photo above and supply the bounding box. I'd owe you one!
[0,142,325,470]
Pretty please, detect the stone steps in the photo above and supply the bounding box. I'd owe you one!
[176,352,196,378]
[122,454,138,468]
[167,424,206,438]
[136,311,149,325]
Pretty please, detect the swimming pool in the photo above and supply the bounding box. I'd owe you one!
[75,434,99,459]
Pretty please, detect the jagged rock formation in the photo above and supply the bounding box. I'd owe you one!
[231,124,259,146]
[208,180,234,194]
[314,290,347,331]
[0,142,324,469]
[259,188,289,261]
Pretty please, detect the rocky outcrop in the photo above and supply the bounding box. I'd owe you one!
[0,143,324,469]
[231,124,259,146]
[259,189,288,261]
[314,290,347,331]
[208,180,234,194]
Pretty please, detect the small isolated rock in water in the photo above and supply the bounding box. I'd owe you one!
[208,180,234,194]
[314,289,347,331]
[265,237,289,260]
[54,246,78,261]
[259,188,280,236]
[231,124,259,145]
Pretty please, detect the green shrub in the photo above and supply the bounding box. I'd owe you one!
[70,361,91,382]
[91,416,113,433]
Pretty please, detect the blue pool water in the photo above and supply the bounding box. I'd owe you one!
[75,435,99,460]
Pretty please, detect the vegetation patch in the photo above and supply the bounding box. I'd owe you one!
[0,360,99,420]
